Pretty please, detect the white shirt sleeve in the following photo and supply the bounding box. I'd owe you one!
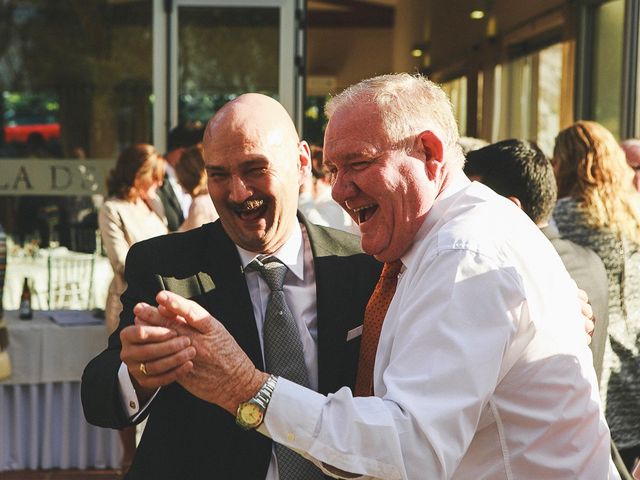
[262,249,527,479]
[117,361,160,420]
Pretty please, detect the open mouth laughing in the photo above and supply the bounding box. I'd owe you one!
[351,203,378,225]
[232,198,267,220]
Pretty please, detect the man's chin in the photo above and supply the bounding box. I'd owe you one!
[235,237,268,253]
[361,236,384,258]
[225,225,268,252]
[362,238,405,264]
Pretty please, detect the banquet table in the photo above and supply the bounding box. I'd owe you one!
[0,310,121,471]
[2,246,113,311]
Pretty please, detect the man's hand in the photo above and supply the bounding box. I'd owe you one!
[577,288,595,345]
[120,321,196,403]
[134,291,268,414]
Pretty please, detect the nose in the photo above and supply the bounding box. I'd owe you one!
[331,171,358,206]
[228,175,252,203]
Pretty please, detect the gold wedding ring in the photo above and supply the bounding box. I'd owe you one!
[139,362,149,376]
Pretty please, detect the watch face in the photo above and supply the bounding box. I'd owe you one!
[239,403,263,427]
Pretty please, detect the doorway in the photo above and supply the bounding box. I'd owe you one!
[154,0,301,152]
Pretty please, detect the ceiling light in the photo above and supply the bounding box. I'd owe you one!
[410,42,430,59]
[470,9,485,20]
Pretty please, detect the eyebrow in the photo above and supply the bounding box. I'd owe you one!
[327,149,381,164]
[240,157,269,167]
[205,157,269,172]
[205,164,227,173]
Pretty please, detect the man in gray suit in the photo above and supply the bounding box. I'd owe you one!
[81,94,381,479]
[464,138,610,381]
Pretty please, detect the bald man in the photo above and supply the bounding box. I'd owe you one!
[81,94,381,479]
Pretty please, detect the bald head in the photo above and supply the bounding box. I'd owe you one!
[201,93,310,254]
[204,93,300,151]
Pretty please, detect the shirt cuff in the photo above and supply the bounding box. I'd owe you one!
[117,361,159,421]
[260,378,370,479]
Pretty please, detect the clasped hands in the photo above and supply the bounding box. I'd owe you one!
[120,287,595,411]
[120,290,267,414]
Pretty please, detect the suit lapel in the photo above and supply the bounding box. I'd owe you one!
[304,218,360,394]
[198,221,264,370]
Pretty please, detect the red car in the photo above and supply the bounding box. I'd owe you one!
[4,122,61,143]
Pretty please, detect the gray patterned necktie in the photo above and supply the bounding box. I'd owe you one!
[248,257,324,480]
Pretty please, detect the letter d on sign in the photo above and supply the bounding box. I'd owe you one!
[51,166,72,191]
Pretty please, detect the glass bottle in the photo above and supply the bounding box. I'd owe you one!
[19,277,32,320]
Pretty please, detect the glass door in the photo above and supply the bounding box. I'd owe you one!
[154,0,300,152]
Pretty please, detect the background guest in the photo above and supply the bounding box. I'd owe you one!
[175,144,218,231]
[298,144,359,234]
[0,222,9,381]
[620,138,640,192]
[158,123,204,231]
[553,120,640,471]
[458,135,489,156]
[100,143,168,333]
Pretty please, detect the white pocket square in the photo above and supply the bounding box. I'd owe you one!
[346,325,363,341]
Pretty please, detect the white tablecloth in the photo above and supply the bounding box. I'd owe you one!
[3,247,113,311]
[0,311,121,471]
[2,311,108,384]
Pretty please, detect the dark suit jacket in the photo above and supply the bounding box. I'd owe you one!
[157,173,184,232]
[81,216,381,479]
[541,224,609,382]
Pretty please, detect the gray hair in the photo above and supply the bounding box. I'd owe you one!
[325,73,464,168]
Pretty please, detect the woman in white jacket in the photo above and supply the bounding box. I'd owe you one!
[99,144,168,334]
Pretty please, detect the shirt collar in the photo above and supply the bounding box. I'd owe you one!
[236,222,305,281]
[401,171,471,270]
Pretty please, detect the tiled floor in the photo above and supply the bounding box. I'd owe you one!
[0,470,120,479]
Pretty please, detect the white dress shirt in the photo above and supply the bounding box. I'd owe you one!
[262,174,619,479]
[117,221,317,480]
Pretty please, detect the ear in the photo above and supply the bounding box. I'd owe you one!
[506,195,523,210]
[297,140,312,186]
[418,130,445,180]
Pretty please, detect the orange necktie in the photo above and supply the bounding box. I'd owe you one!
[354,260,403,396]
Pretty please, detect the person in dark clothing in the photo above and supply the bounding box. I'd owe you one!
[157,123,204,231]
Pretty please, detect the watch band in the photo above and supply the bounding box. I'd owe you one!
[252,374,278,411]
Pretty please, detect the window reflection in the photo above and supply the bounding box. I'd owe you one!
[593,0,624,138]
[0,0,152,246]
[441,77,468,137]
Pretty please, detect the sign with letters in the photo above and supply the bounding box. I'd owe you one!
[0,159,114,196]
